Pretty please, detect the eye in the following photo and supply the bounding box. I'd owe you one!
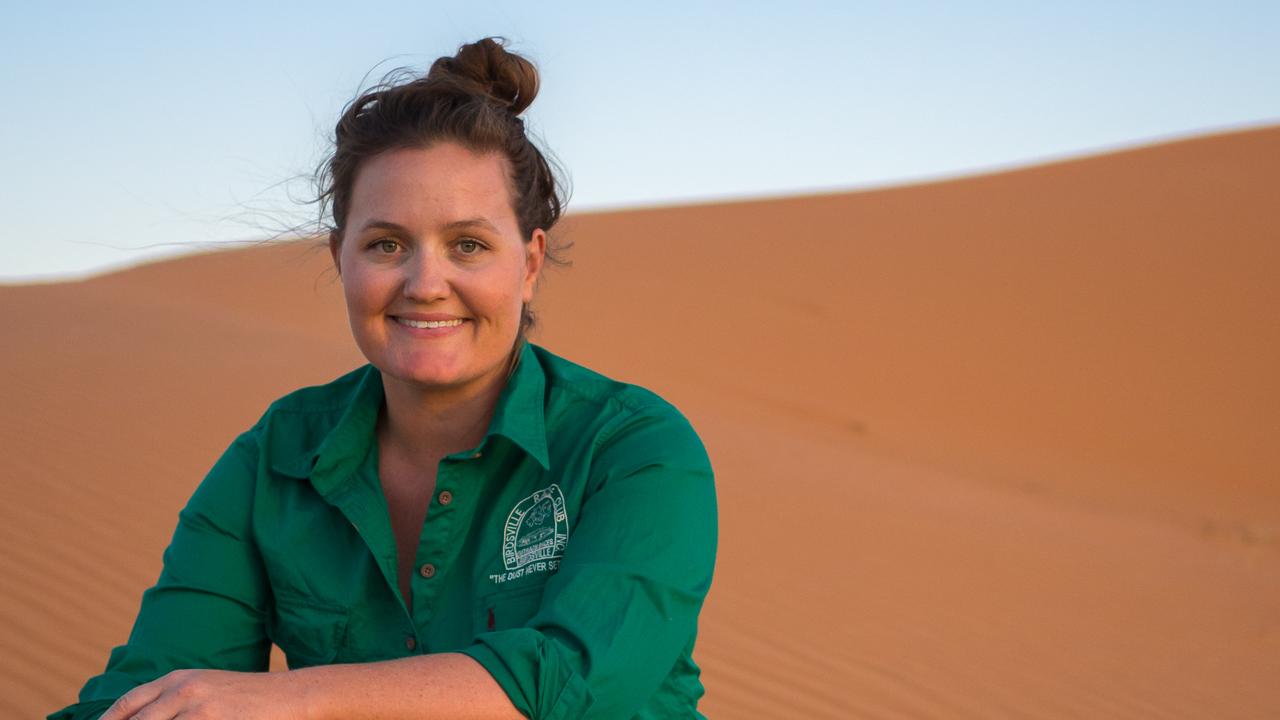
[457,238,484,255]
[370,238,401,254]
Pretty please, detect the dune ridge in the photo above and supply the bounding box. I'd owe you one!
[4,124,1278,718]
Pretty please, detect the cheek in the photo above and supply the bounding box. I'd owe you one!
[466,265,527,318]
[503,274,530,317]
[342,267,392,312]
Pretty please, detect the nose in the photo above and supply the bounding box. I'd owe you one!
[401,246,452,302]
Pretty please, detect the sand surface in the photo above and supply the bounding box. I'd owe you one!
[4,125,1278,718]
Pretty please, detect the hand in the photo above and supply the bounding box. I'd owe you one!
[100,668,311,720]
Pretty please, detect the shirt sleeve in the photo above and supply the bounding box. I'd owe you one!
[460,400,718,720]
[47,427,272,720]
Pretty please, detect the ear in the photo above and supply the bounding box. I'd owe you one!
[522,229,547,303]
[329,231,342,278]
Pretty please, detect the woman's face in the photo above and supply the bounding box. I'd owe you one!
[331,142,545,395]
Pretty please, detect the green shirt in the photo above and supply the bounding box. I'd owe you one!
[49,342,718,720]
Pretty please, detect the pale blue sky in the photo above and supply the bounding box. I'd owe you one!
[2,1,1277,281]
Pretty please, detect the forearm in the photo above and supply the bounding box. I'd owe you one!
[294,652,524,720]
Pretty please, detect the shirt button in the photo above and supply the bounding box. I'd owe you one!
[438,490,453,506]
[471,451,483,459]
[404,636,417,651]
[418,563,436,579]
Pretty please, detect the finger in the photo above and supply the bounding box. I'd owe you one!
[100,680,168,720]
[121,687,187,720]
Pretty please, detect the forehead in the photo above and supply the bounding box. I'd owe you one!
[347,143,516,229]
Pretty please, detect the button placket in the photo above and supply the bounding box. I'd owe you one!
[409,458,473,625]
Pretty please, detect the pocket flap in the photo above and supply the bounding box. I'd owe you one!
[270,591,349,668]
[474,584,547,636]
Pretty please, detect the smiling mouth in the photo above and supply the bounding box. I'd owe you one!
[392,317,467,329]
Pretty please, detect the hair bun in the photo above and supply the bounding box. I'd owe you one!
[427,37,539,115]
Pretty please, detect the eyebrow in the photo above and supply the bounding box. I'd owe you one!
[443,217,501,233]
[358,217,501,234]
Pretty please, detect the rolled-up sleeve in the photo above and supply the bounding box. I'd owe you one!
[48,428,271,720]
[461,401,718,720]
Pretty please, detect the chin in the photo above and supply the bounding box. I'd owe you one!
[381,354,494,391]
[361,337,513,392]
[386,362,466,388]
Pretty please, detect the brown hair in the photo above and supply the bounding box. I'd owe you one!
[316,37,569,335]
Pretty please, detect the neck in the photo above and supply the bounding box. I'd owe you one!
[378,366,508,462]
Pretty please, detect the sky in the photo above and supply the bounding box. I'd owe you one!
[2,1,1278,282]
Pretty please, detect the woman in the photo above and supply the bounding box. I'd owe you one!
[50,38,717,720]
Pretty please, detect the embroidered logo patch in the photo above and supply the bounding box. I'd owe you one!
[502,484,569,571]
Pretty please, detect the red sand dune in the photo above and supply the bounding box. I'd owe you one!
[3,125,1278,718]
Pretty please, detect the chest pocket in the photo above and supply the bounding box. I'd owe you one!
[474,584,547,637]
[270,589,350,668]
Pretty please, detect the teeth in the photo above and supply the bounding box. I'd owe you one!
[395,317,465,329]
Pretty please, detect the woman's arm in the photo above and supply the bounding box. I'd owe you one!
[301,653,523,720]
[49,428,273,720]
[98,653,522,720]
[455,399,718,719]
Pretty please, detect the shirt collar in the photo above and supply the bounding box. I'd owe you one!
[271,341,551,487]
[484,340,550,470]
